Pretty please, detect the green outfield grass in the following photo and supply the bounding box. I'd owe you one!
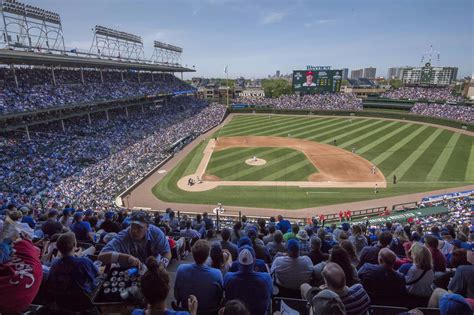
[152,114,474,209]
[205,147,318,181]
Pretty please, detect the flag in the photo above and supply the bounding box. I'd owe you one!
[224,65,228,74]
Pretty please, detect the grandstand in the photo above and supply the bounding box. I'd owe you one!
[1,1,473,315]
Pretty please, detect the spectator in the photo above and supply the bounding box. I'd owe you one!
[349,224,367,255]
[174,240,223,312]
[41,210,63,237]
[70,211,94,242]
[219,299,250,315]
[271,239,314,291]
[247,228,271,263]
[276,215,291,234]
[283,224,299,242]
[405,242,434,298]
[302,262,370,315]
[296,229,311,256]
[448,265,474,298]
[219,228,238,261]
[266,230,287,258]
[180,220,201,240]
[358,248,406,303]
[357,231,393,269]
[132,257,198,315]
[48,232,98,295]
[314,246,359,287]
[307,236,329,265]
[425,235,447,272]
[99,211,121,233]
[205,243,232,276]
[224,246,273,315]
[98,211,171,267]
[263,225,276,244]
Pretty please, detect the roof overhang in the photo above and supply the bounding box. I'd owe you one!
[0,49,195,72]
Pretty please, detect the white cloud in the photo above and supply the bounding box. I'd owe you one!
[260,12,285,25]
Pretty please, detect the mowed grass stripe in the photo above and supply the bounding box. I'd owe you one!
[371,125,428,165]
[320,120,384,144]
[357,123,413,154]
[251,117,326,136]
[226,151,301,180]
[465,143,474,181]
[235,152,309,181]
[271,118,341,137]
[305,119,369,141]
[210,147,259,162]
[439,135,472,182]
[227,116,307,136]
[339,121,399,149]
[400,130,452,182]
[288,119,353,139]
[207,147,282,172]
[221,115,293,132]
[261,158,315,181]
[388,128,444,180]
[223,115,305,134]
[425,133,461,181]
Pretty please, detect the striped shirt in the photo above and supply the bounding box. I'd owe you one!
[340,284,371,315]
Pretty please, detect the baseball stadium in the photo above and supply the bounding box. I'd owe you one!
[1,0,474,314]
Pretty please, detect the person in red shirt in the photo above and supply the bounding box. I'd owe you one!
[425,235,447,272]
[338,211,344,222]
[0,239,43,313]
[345,210,352,221]
[319,214,325,224]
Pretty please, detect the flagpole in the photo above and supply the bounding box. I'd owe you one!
[226,66,229,108]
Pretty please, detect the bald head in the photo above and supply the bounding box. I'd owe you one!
[378,248,396,268]
[322,262,346,291]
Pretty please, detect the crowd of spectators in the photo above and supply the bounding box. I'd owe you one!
[0,193,472,314]
[1,96,227,207]
[0,67,194,114]
[382,87,464,103]
[234,93,363,111]
[410,103,474,124]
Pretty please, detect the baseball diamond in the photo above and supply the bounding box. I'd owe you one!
[149,114,474,210]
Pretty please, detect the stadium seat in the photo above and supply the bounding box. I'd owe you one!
[369,305,409,315]
[273,297,308,315]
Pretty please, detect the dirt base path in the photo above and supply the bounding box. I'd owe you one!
[178,136,386,192]
[125,113,473,218]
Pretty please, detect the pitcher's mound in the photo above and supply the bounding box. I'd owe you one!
[245,158,267,166]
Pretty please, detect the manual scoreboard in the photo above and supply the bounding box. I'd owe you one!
[292,69,342,93]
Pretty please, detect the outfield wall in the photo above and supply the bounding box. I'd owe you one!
[229,108,474,131]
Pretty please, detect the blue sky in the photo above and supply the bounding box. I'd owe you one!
[28,0,473,79]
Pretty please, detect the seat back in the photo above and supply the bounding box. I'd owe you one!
[369,305,409,315]
[273,297,308,315]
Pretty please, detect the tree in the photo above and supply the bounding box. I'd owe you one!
[388,79,403,89]
[261,79,292,98]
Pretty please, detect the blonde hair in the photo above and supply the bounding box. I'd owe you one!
[411,242,432,270]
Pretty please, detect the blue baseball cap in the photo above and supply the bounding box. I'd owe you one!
[84,209,94,216]
[238,236,252,248]
[287,239,299,255]
[105,211,115,219]
[439,293,472,315]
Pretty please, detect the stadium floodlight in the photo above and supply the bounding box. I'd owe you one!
[89,25,145,61]
[152,40,183,65]
[0,0,65,52]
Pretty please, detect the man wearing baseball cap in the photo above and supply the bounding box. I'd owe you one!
[99,211,170,268]
[271,239,314,292]
[224,246,273,315]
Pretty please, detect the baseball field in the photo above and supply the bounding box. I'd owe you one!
[152,114,474,209]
